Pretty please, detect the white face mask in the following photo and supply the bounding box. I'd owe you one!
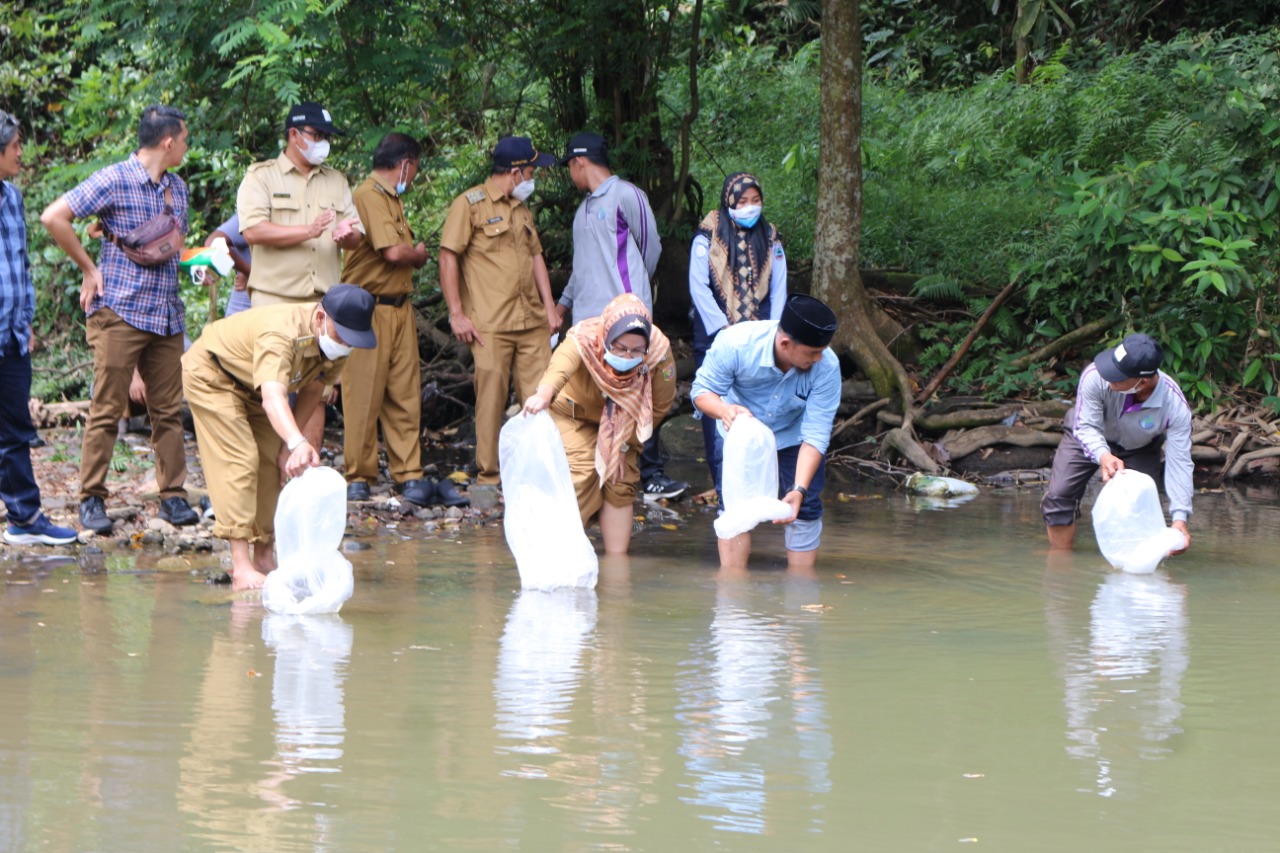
[395,162,409,195]
[728,204,762,229]
[512,171,536,202]
[299,135,330,166]
[318,325,352,360]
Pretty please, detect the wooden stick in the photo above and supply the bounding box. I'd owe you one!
[915,277,1019,406]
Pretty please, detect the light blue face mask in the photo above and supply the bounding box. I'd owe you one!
[603,351,643,372]
[728,204,762,230]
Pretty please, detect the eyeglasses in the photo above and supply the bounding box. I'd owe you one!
[608,342,648,358]
[299,127,332,143]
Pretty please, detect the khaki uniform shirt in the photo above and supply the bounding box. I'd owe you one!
[237,153,363,300]
[342,174,414,296]
[439,177,544,333]
[198,302,349,396]
[544,340,677,432]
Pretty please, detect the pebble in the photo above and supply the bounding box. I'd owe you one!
[342,539,372,552]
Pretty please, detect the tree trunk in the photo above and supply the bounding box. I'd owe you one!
[811,0,916,427]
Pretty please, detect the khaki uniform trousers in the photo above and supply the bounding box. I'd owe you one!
[82,307,188,500]
[472,327,550,485]
[182,346,283,544]
[552,411,640,524]
[341,301,422,484]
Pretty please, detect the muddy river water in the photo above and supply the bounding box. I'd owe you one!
[3,478,1280,852]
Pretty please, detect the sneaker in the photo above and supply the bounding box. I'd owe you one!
[642,473,690,502]
[79,496,114,535]
[347,481,372,502]
[4,513,78,546]
[433,477,470,508]
[199,495,215,520]
[398,479,434,507]
[158,496,199,526]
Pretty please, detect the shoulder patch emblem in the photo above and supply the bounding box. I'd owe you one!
[662,366,674,381]
[465,189,485,204]
[694,244,708,258]
[774,244,785,258]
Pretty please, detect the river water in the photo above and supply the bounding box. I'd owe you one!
[3,478,1280,852]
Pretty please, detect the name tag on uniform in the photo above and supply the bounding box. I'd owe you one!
[273,192,292,198]
[486,216,503,224]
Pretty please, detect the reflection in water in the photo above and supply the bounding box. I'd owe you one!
[1050,568,1188,798]
[262,614,354,772]
[676,577,832,834]
[493,590,598,765]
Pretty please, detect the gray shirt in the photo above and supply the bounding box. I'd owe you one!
[1071,364,1194,521]
[558,175,661,319]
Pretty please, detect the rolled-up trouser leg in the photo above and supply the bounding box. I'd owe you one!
[1041,430,1099,527]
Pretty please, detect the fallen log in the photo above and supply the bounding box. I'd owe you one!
[1226,446,1280,479]
[941,424,1061,461]
[34,399,91,426]
[882,427,940,473]
[878,406,1017,432]
[1009,315,1119,371]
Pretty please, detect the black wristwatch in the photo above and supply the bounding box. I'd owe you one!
[789,484,809,498]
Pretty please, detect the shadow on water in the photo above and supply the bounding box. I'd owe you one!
[4,481,1280,850]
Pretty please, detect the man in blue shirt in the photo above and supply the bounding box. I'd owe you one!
[691,293,841,571]
[0,111,77,546]
[41,104,200,534]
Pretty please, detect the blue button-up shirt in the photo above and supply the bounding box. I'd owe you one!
[64,153,188,336]
[691,319,841,453]
[0,180,35,355]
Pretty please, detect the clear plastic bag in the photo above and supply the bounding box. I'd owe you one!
[263,466,355,614]
[714,416,793,539]
[499,412,599,590]
[1091,469,1187,574]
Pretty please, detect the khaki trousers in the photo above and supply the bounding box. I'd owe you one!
[341,302,422,484]
[181,345,282,543]
[82,308,188,500]
[472,327,550,485]
[552,411,639,524]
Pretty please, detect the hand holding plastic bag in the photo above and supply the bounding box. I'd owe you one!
[1091,469,1187,574]
[714,416,793,539]
[499,411,599,590]
[263,466,355,614]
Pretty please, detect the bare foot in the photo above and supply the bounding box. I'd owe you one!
[231,567,269,591]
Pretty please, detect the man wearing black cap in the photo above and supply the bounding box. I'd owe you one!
[556,131,688,501]
[691,293,842,571]
[182,284,376,589]
[1042,332,1193,552]
[237,101,364,307]
[439,136,562,493]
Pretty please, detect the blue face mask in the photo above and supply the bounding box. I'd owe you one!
[603,351,643,373]
[395,162,410,195]
[728,204,762,230]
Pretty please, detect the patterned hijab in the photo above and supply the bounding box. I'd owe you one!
[695,171,778,324]
[566,293,672,485]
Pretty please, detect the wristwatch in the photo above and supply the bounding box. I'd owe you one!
[789,484,809,498]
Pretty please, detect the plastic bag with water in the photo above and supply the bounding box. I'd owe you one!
[499,412,598,590]
[1091,469,1187,574]
[263,466,355,614]
[713,416,793,539]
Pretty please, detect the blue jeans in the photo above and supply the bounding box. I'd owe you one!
[0,336,42,524]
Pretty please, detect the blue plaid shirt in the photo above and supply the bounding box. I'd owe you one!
[0,180,35,356]
[64,153,188,336]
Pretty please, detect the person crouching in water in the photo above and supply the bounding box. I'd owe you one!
[522,293,676,554]
[182,283,376,589]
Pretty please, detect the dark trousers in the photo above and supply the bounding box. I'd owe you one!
[713,436,827,521]
[0,337,42,524]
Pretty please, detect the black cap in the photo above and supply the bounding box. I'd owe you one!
[1094,333,1162,382]
[285,101,345,136]
[779,293,837,348]
[321,284,376,349]
[493,136,555,169]
[605,313,652,348]
[559,131,607,165]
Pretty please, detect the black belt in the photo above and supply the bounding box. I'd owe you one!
[209,352,255,395]
[374,294,410,307]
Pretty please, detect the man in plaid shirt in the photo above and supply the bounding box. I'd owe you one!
[41,104,200,534]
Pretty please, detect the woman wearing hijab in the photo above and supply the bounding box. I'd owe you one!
[523,293,677,554]
[689,172,788,476]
